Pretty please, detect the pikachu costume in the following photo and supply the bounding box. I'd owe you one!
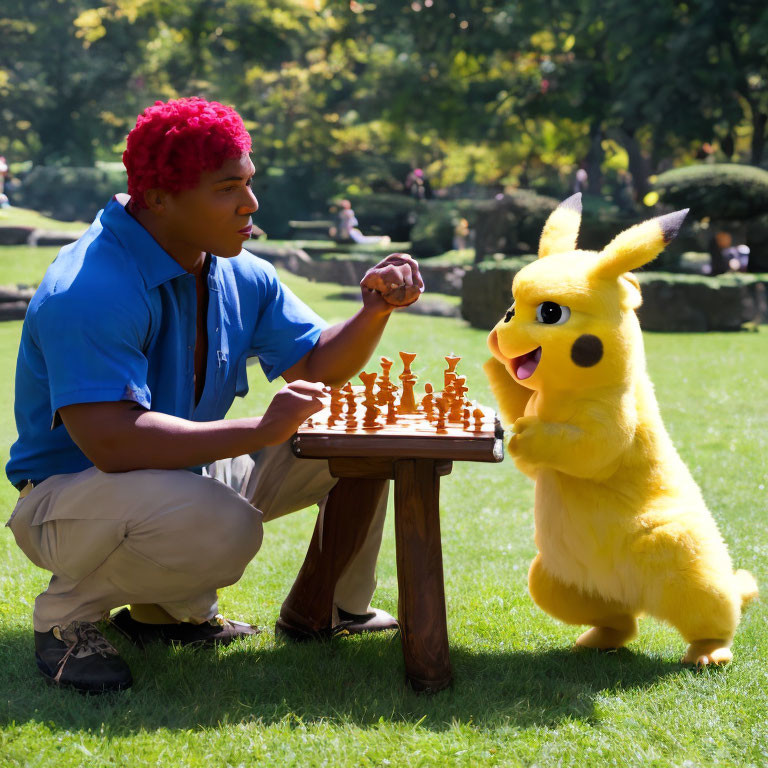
[484,194,757,665]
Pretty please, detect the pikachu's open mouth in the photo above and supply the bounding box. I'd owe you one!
[512,347,542,380]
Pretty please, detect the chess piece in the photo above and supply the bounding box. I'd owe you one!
[344,382,358,431]
[435,396,447,432]
[386,388,397,425]
[328,387,344,426]
[377,356,394,405]
[421,383,435,422]
[462,406,471,430]
[444,354,461,389]
[360,371,383,429]
[449,376,469,422]
[472,403,485,433]
[398,351,418,415]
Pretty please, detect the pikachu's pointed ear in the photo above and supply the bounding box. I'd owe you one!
[538,193,582,259]
[594,209,689,278]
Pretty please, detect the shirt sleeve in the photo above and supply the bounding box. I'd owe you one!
[249,262,328,382]
[33,289,151,420]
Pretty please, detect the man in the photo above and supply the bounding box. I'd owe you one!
[5,98,423,693]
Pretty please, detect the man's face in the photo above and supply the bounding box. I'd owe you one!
[162,153,258,259]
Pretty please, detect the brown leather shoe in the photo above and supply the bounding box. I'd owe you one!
[109,608,259,648]
[337,607,399,635]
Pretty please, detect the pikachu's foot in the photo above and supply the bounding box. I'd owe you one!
[682,640,732,667]
[575,625,635,650]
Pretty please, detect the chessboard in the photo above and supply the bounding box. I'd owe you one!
[291,352,504,463]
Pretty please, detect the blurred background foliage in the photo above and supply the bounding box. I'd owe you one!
[1,0,767,214]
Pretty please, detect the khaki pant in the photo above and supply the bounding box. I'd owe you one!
[6,443,387,632]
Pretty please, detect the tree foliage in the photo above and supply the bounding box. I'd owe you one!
[0,0,766,201]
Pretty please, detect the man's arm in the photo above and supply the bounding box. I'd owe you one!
[59,380,327,473]
[283,253,424,386]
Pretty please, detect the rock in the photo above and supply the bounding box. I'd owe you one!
[29,229,82,246]
[0,301,29,321]
[0,226,35,245]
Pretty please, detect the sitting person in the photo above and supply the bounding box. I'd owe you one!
[332,199,391,245]
[5,97,423,693]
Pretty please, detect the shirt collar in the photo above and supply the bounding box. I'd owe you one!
[99,195,188,289]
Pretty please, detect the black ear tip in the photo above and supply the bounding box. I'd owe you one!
[559,192,582,214]
[659,208,689,244]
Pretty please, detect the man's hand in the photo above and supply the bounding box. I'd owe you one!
[256,380,328,445]
[360,253,424,311]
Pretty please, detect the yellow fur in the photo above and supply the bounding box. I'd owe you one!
[485,193,757,665]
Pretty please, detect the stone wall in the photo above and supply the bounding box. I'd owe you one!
[245,243,467,296]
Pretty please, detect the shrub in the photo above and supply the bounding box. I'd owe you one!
[653,163,768,221]
[462,262,767,332]
[15,166,128,222]
[409,200,484,258]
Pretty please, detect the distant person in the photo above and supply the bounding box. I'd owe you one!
[333,199,390,245]
[0,156,8,197]
[715,231,750,273]
[405,168,426,200]
[573,167,588,194]
[710,231,751,275]
[453,217,470,250]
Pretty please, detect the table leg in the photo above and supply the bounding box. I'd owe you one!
[278,476,387,637]
[394,459,452,692]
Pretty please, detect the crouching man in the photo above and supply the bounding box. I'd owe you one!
[5,98,423,693]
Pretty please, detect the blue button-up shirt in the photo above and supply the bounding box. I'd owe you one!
[6,197,326,487]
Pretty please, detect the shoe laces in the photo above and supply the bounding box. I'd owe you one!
[52,621,118,684]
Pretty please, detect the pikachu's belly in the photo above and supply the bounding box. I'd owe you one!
[533,469,644,607]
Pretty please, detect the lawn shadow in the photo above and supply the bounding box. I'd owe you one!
[0,625,685,735]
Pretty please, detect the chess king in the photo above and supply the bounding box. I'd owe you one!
[483,193,758,665]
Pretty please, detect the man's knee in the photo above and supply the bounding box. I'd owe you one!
[130,477,264,583]
[190,480,263,581]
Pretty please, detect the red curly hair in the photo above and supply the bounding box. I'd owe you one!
[123,97,252,208]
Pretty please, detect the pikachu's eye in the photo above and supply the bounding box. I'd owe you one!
[503,303,515,323]
[536,301,570,325]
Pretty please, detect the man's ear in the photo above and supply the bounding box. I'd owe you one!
[143,188,166,214]
[538,193,582,259]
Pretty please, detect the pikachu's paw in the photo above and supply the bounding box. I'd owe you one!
[575,626,634,650]
[508,416,541,458]
[683,641,732,667]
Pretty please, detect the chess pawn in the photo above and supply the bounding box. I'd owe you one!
[421,383,435,423]
[462,406,471,430]
[472,403,485,433]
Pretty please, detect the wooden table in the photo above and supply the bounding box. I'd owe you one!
[279,405,503,692]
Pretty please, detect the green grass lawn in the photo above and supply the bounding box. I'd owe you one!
[0,258,767,766]
[0,206,88,233]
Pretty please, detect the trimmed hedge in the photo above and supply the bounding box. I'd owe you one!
[473,191,662,265]
[15,166,127,222]
[461,262,768,332]
[653,163,768,221]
